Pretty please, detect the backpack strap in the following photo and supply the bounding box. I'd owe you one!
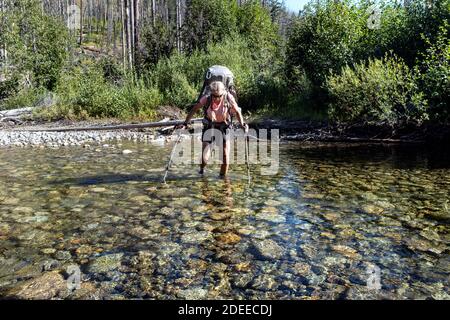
[203,95,212,121]
[224,91,232,124]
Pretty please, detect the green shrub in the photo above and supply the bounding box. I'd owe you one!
[0,86,46,111]
[52,60,161,119]
[417,22,450,123]
[0,75,20,102]
[327,54,428,126]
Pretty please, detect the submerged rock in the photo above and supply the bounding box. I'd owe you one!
[5,271,68,299]
[181,231,212,244]
[87,253,124,274]
[362,205,384,215]
[292,262,311,275]
[252,239,285,260]
[256,209,286,223]
[215,232,241,245]
[178,287,208,300]
[331,245,361,260]
[55,251,72,261]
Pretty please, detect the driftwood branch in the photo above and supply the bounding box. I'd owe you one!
[16,118,204,132]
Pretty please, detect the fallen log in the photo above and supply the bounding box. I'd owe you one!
[16,118,204,132]
[0,107,34,118]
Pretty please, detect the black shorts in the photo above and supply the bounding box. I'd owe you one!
[202,122,231,144]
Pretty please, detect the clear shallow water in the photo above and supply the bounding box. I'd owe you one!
[0,141,448,299]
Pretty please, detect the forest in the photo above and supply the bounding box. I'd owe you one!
[0,0,449,128]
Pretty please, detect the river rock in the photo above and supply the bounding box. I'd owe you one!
[2,198,20,205]
[41,248,57,255]
[209,212,232,221]
[55,250,72,261]
[215,232,241,245]
[181,231,211,244]
[5,271,68,299]
[331,245,361,259]
[256,209,286,223]
[362,205,384,215]
[87,253,124,273]
[292,262,311,275]
[178,287,208,300]
[129,226,154,240]
[12,206,34,214]
[252,239,285,260]
[251,274,278,291]
[234,262,252,273]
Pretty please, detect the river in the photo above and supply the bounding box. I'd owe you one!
[0,141,448,299]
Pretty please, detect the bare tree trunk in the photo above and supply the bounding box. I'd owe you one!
[176,0,180,52]
[151,0,156,27]
[121,0,127,68]
[107,0,113,52]
[79,0,83,45]
[134,0,139,55]
[129,0,135,67]
[126,0,133,68]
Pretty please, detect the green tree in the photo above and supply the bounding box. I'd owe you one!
[286,0,365,90]
[236,0,281,69]
[138,18,176,70]
[182,0,238,54]
[0,0,69,90]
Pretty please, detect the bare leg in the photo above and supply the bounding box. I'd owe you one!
[200,142,210,174]
[220,140,231,177]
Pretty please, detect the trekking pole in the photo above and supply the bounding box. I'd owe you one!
[162,129,184,184]
[244,132,251,185]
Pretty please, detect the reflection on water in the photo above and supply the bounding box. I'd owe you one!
[0,141,448,299]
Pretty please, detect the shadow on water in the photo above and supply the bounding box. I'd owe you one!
[285,142,450,169]
[50,173,163,186]
[49,172,249,186]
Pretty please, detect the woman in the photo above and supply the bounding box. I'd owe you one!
[180,81,248,177]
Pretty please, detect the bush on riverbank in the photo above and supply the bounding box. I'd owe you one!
[327,55,428,126]
[417,23,450,123]
[36,61,162,120]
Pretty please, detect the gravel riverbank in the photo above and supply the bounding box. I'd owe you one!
[0,118,191,148]
[0,130,173,148]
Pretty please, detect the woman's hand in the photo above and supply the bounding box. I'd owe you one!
[175,121,188,130]
[242,123,249,134]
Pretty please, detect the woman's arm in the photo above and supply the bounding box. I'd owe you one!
[184,102,203,125]
[229,95,248,133]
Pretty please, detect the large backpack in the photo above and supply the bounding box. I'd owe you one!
[196,65,238,103]
[197,66,238,124]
